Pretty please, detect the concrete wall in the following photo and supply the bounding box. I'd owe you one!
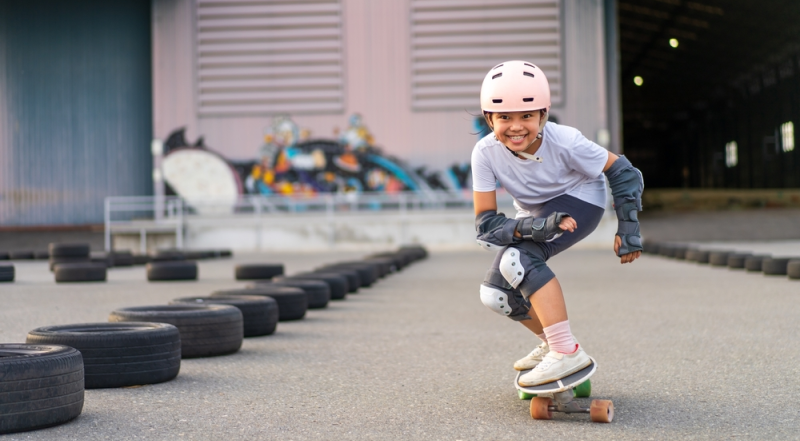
[151,0,609,170]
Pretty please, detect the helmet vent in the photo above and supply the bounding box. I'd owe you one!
[524,63,535,68]
[523,98,534,102]
[492,73,503,80]
[492,99,503,104]
[523,72,535,78]
[493,64,504,70]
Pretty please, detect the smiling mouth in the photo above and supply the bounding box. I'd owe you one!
[508,135,527,143]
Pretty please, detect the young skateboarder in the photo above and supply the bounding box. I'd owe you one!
[472,60,644,386]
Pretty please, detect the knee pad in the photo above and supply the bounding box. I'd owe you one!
[499,247,527,288]
[479,284,531,321]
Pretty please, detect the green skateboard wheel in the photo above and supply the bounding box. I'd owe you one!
[573,379,591,398]
[518,390,536,400]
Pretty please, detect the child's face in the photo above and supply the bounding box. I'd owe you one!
[488,111,541,151]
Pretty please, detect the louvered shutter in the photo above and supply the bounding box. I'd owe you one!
[410,0,563,111]
[195,0,344,116]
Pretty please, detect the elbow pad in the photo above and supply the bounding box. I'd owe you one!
[475,210,520,251]
[515,211,570,242]
[604,155,644,256]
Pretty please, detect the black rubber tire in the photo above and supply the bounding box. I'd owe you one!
[48,243,90,258]
[49,256,91,271]
[132,254,151,265]
[34,250,50,260]
[745,255,770,272]
[151,250,186,262]
[54,263,107,283]
[26,323,181,389]
[362,257,394,277]
[0,251,9,260]
[672,246,688,260]
[110,251,134,267]
[212,287,307,321]
[258,279,331,309]
[326,262,378,286]
[368,252,407,270]
[0,264,14,282]
[171,295,278,337]
[90,252,112,268]
[693,250,710,264]
[317,267,360,292]
[399,245,428,260]
[109,305,243,358]
[235,264,284,281]
[658,244,674,258]
[280,272,348,300]
[762,258,791,276]
[9,251,34,260]
[642,241,660,254]
[708,251,731,266]
[787,260,800,280]
[0,344,84,434]
[147,261,198,281]
[727,253,752,269]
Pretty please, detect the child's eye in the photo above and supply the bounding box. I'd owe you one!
[523,113,533,118]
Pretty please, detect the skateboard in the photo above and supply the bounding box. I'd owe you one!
[514,357,614,423]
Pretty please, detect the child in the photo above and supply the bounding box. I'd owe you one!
[472,60,643,386]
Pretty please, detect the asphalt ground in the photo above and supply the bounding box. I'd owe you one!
[1,246,800,440]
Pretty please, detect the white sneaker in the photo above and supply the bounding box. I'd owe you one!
[513,342,549,371]
[517,346,592,387]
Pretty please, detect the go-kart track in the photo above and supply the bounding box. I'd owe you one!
[1,247,799,440]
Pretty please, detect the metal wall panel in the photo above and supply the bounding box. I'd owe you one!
[195,0,344,116]
[410,0,563,111]
[0,0,153,226]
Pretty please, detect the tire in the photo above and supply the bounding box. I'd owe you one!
[54,263,107,283]
[762,258,791,276]
[48,243,90,258]
[212,286,307,321]
[693,250,710,264]
[317,267,361,292]
[0,344,84,434]
[34,251,50,260]
[727,253,752,269]
[26,323,181,389]
[745,255,770,272]
[235,264,284,281]
[261,279,331,309]
[399,245,428,260]
[658,244,674,258]
[49,256,91,271]
[132,254,151,265]
[171,295,278,337]
[708,251,731,266]
[151,250,186,262]
[110,251,134,267]
[0,251,9,260]
[109,305,243,358]
[90,252,112,268]
[642,241,660,254]
[368,252,407,270]
[9,251,34,260]
[787,260,800,280]
[279,272,348,300]
[147,261,198,281]
[0,264,14,282]
[362,257,395,277]
[326,262,378,286]
[672,246,688,260]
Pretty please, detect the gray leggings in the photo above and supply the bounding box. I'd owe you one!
[483,194,605,298]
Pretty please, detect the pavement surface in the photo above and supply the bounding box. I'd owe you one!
[2,246,800,440]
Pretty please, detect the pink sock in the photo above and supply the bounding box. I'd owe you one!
[536,333,547,344]
[543,320,578,354]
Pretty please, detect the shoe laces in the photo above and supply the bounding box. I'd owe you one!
[533,353,559,372]
[528,342,548,358]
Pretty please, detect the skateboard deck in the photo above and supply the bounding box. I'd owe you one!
[515,358,596,395]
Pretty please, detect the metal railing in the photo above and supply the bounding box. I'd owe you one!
[104,190,507,252]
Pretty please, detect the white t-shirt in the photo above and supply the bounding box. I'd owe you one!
[471,122,608,217]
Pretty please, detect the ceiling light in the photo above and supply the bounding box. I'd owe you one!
[669,38,679,48]
[633,76,643,86]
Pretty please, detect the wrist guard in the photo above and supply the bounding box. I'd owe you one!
[475,210,520,251]
[515,211,570,242]
[605,155,644,256]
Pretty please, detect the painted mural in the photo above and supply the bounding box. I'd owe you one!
[161,114,475,200]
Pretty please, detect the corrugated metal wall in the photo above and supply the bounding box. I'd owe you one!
[0,0,153,226]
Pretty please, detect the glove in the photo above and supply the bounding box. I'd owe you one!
[615,202,642,256]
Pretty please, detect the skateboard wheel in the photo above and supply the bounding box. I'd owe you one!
[518,390,535,400]
[573,379,591,398]
[530,397,553,420]
[589,399,614,423]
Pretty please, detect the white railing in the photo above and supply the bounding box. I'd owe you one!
[104,190,512,251]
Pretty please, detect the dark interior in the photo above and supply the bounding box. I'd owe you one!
[619,0,800,188]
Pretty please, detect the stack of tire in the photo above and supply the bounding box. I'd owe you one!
[49,243,106,283]
[147,250,197,282]
[642,240,800,280]
[0,263,13,282]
